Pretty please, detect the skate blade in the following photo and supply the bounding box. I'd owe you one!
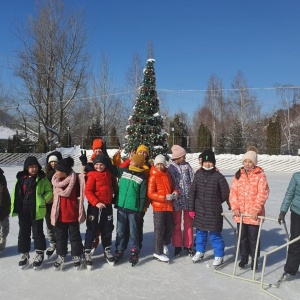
[75,264,82,270]
[86,265,93,270]
[33,265,42,270]
[153,257,169,263]
[106,260,115,266]
[54,264,64,271]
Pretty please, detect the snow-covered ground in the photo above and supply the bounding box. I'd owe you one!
[0,163,299,300]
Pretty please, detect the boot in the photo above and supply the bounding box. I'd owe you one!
[33,250,44,270]
[19,253,30,269]
[104,246,115,266]
[84,249,93,270]
[238,255,249,268]
[54,255,65,270]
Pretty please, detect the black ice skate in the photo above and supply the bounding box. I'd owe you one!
[238,256,249,269]
[53,255,65,271]
[46,243,56,258]
[104,247,115,266]
[19,253,30,270]
[84,249,93,270]
[114,250,124,264]
[129,249,139,267]
[174,247,182,258]
[32,250,44,270]
[73,256,81,270]
[184,247,195,257]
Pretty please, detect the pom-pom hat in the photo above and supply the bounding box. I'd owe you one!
[92,138,103,151]
[171,145,186,160]
[242,146,258,166]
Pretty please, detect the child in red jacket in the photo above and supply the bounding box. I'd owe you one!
[84,154,117,269]
[147,154,177,263]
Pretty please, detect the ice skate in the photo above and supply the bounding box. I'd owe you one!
[277,272,294,287]
[238,256,249,269]
[192,251,204,263]
[104,247,115,266]
[46,243,56,258]
[18,253,30,270]
[114,250,124,264]
[0,236,6,252]
[174,247,182,258]
[84,249,93,270]
[129,249,139,267]
[73,256,82,270]
[184,247,194,257]
[163,245,169,256]
[90,236,99,255]
[250,257,258,271]
[212,257,223,267]
[32,250,44,270]
[53,255,65,271]
[153,253,169,263]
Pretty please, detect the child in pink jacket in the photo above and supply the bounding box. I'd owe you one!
[229,147,269,270]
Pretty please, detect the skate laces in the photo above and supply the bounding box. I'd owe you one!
[73,256,81,263]
[33,252,44,262]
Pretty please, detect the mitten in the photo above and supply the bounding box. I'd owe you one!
[79,150,87,166]
[278,211,286,225]
[101,141,109,157]
[189,211,195,219]
[166,194,173,201]
[172,191,179,200]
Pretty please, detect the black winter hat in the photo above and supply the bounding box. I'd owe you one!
[200,149,216,165]
[55,157,74,175]
[24,156,42,171]
[93,154,109,166]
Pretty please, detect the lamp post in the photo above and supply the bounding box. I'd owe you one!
[171,127,174,145]
[67,126,70,148]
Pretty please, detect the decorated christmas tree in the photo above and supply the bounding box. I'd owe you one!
[124,59,169,159]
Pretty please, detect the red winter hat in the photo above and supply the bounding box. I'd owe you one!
[171,145,186,160]
[92,138,103,151]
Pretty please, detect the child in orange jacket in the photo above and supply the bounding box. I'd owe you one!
[229,147,269,270]
[147,154,177,263]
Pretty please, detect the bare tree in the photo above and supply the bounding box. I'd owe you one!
[14,0,88,148]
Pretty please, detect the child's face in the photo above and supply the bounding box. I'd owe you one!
[203,161,214,168]
[55,170,67,179]
[137,150,148,159]
[94,162,106,172]
[50,161,57,168]
[93,148,103,155]
[27,165,38,176]
[174,155,185,165]
[243,159,254,170]
[155,163,166,172]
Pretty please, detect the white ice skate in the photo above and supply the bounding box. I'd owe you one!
[192,251,204,263]
[153,253,169,263]
[212,257,223,266]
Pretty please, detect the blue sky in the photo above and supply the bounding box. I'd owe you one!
[1,0,300,115]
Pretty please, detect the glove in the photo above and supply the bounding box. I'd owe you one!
[101,141,109,157]
[166,194,173,201]
[189,211,195,219]
[278,211,286,225]
[79,150,87,166]
[172,191,179,200]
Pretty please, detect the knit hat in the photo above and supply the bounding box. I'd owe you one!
[201,149,216,165]
[92,138,103,151]
[93,154,109,166]
[24,156,42,171]
[136,144,149,156]
[242,146,258,166]
[154,154,167,166]
[55,157,74,175]
[131,154,145,167]
[171,145,186,160]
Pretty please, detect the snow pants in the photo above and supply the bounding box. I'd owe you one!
[284,211,300,275]
[237,223,260,258]
[172,209,193,248]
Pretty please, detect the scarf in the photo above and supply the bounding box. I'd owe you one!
[129,165,145,173]
[51,171,77,198]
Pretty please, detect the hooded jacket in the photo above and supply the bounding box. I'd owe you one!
[0,168,11,221]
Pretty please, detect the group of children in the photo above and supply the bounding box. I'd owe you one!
[0,141,299,279]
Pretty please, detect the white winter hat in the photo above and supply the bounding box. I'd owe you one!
[48,155,58,163]
[242,147,258,166]
[154,154,167,166]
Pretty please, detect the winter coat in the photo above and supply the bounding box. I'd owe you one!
[85,169,115,206]
[147,166,174,212]
[168,161,194,211]
[109,165,147,213]
[229,166,269,225]
[189,167,229,232]
[280,171,300,216]
[51,172,86,226]
[0,168,11,221]
[11,170,53,220]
